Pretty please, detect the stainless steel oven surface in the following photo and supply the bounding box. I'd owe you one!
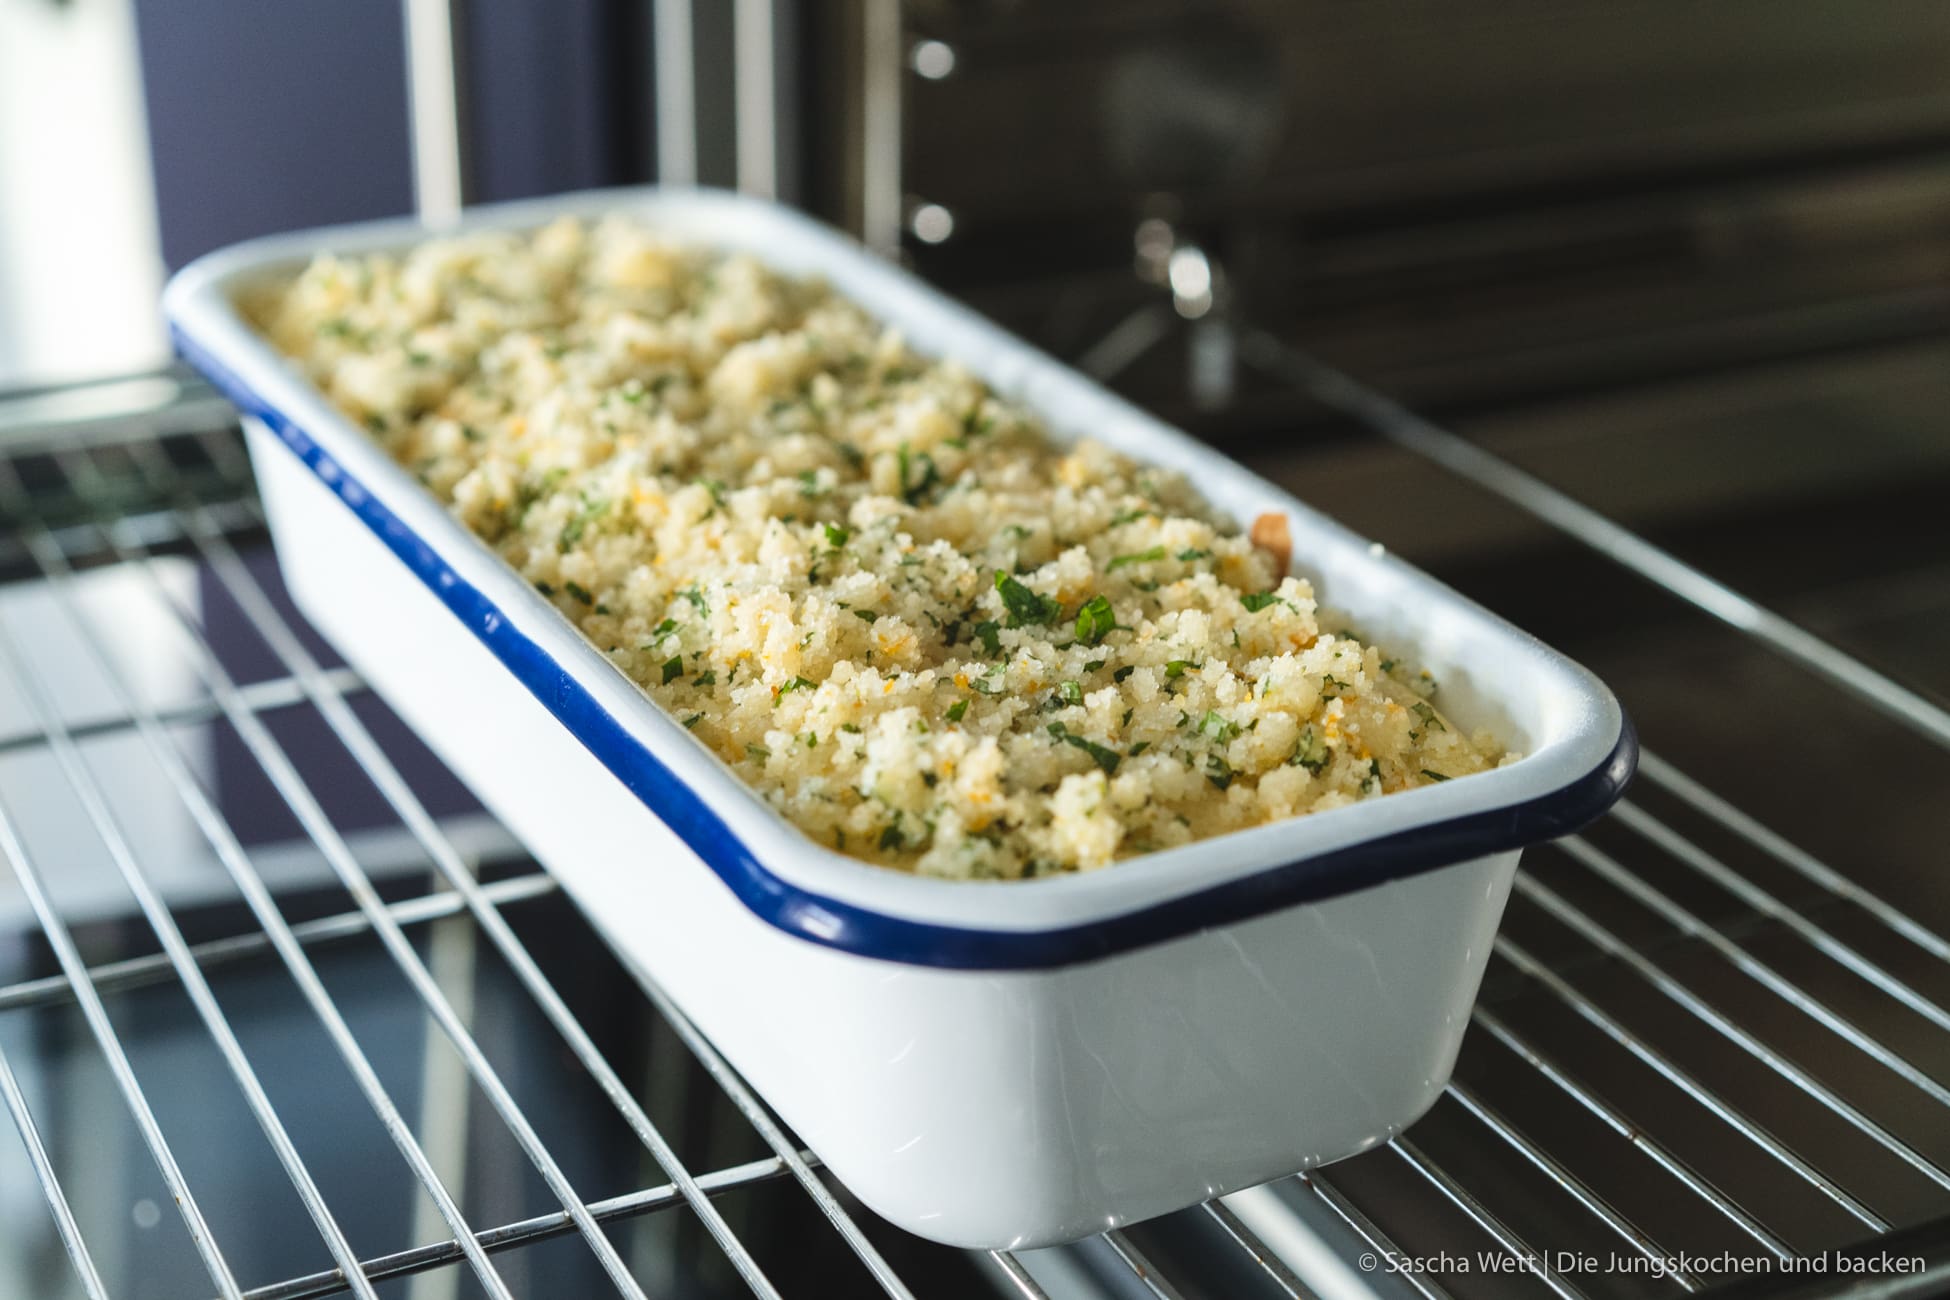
[1,1,1948,1297]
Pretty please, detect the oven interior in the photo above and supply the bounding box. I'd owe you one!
[0,2,1947,1296]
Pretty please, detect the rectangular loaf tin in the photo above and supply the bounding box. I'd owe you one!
[164,187,1634,1249]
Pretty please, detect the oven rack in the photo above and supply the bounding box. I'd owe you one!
[0,356,1942,1300]
[0,376,1299,1299]
[1222,333,1950,1300]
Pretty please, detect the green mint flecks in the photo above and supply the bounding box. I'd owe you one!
[1047,722,1121,776]
[1074,594,1117,646]
[1106,546,1167,571]
[995,571,1061,626]
[1289,724,1329,773]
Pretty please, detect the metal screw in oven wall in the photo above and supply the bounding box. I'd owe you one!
[1135,216,1178,288]
[1116,215,1237,410]
[1167,244,1219,321]
[908,199,955,245]
[909,38,956,80]
[1093,9,1280,413]
[1182,280,1236,410]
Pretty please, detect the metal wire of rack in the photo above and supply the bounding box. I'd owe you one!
[1224,335,1950,1300]
[0,341,1944,1300]
[0,381,1321,1298]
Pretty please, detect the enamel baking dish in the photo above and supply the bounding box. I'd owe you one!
[164,187,1634,1250]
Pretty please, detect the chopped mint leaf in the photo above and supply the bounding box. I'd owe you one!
[558,496,610,553]
[996,571,1061,626]
[1107,546,1167,571]
[897,443,940,505]
[1047,722,1121,776]
[970,664,1008,695]
[1200,710,1240,744]
[1289,725,1329,772]
[1074,594,1117,646]
[1205,753,1234,791]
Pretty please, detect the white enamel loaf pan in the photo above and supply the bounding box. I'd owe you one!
[164,187,1634,1250]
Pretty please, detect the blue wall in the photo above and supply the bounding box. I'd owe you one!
[131,0,640,270]
[132,0,416,270]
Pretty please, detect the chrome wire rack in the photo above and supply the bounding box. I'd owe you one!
[0,346,1945,1299]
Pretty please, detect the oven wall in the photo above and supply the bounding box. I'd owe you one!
[128,0,657,272]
